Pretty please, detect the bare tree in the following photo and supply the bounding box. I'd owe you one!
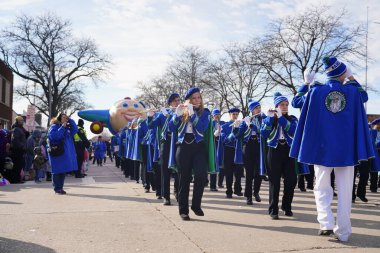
[255,6,366,95]
[136,46,214,109]
[203,43,274,116]
[0,13,111,123]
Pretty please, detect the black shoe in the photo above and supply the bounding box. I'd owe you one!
[352,198,356,203]
[370,189,377,193]
[163,199,171,206]
[307,186,314,190]
[180,214,190,221]
[234,192,243,196]
[318,229,334,236]
[299,188,306,192]
[226,194,232,199]
[218,185,225,188]
[333,192,337,197]
[283,210,293,217]
[358,196,368,202]
[75,175,84,178]
[157,196,163,200]
[270,214,279,220]
[210,188,218,192]
[246,198,253,205]
[262,176,269,181]
[191,207,204,216]
[254,193,261,202]
[144,189,150,193]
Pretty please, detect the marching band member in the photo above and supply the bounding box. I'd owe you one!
[211,109,225,191]
[147,93,180,205]
[235,100,265,205]
[125,122,134,179]
[219,108,244,199]
[290,57,374,241]
[135,114,156,193]
[370,118,380,193]
[168,87,211,220]
[261,92,298,220]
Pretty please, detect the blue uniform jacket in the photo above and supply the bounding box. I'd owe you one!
[290,79,374,167]
[217,120,244,167]
[168,108,211,144]
[261,115,298,148]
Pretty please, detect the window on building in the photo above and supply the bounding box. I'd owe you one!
[1,78,6,104]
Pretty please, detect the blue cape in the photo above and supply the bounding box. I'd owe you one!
[290,79,375,167]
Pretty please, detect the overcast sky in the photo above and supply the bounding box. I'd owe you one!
[1,0,380,132]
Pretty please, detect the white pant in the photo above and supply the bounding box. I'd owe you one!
[314,165,355,242]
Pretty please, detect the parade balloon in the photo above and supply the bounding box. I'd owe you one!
[78,97,146,134]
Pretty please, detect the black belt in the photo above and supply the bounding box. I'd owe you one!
[278,139,287,145]
[250,135,259,141]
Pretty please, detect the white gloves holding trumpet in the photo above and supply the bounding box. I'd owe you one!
[160,107,168,116]
[175,104,194,117]
[243,116,251,126]
[232,119,242,128]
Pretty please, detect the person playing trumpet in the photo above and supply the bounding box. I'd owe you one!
[233,100,266,205]
[168,87,211,221]
[147,93,181,205]
[218,108,244,199]
[261,92,298,220]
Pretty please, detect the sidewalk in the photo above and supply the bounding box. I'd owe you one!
[1,162,380,253]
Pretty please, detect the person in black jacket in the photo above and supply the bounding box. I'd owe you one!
[9,116,28,183]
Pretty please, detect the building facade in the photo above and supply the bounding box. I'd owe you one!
[0,60,13,130]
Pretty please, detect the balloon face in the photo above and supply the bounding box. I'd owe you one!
[109,98,144,132]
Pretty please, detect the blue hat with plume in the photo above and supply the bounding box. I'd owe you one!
[212,108,221,116]
[228,108,240,113]
[184,87,200,100]
[322,56,347,78]
[248,98,260,112]
[167,93,180,105]
[274,92,288,108]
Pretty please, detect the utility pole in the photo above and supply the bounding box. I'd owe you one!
[365,6,368,111]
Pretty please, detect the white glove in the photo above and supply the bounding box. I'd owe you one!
[276,108,283,118]
[175,105,185,116]
[160,107,168,116]
[345,66,353,79]
[267,110,275,117]
[233,120,241,128]
[147,111,154,117]
[243,116,251,126]
[214,129,220,137]
[187,104,194,116]
[303,68,315,84]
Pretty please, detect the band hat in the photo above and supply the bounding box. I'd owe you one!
[184,87,200,100]
[248,99,260,112]
[371,118,380,125]
[212,108,221,116]
[228,108,241,113]
[167,93,180,105]
[322,56,347,78]
[274,92,288,108]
